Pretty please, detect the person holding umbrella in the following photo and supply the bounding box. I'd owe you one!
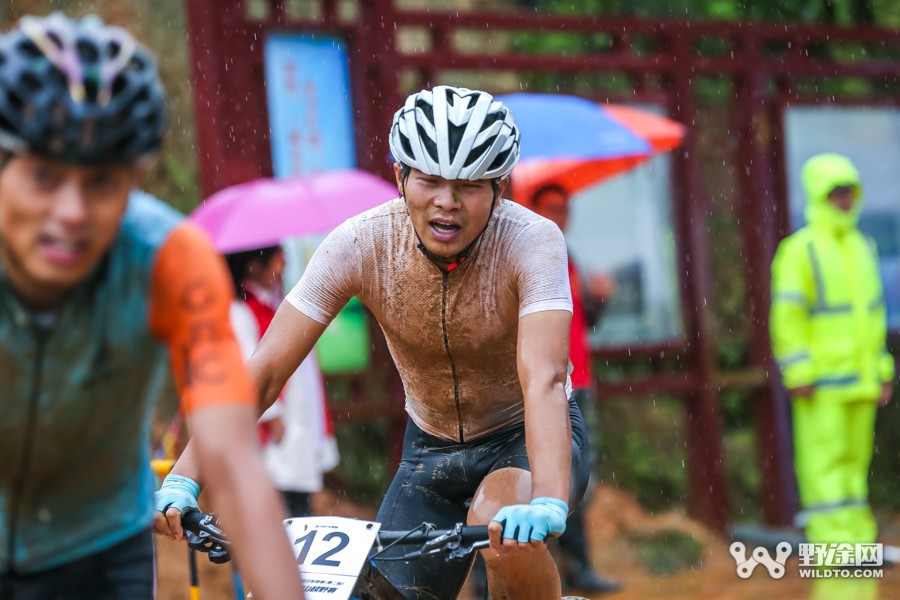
[156,84,590,600]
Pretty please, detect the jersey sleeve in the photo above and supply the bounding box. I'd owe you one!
[510,219,573,318]
[285,220,361,324]
[148,224,256,415]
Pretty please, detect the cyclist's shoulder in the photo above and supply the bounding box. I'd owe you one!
[320,198,407,261]
[495,199,559,230]
[88,190,186,293]
[346,197,406,229]
[491,199,565,249]
[115,190,184,256]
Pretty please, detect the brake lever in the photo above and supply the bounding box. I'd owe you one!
[184,510,232,564]
[400,523,489,561]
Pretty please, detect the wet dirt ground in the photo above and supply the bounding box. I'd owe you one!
[156,486,900,599]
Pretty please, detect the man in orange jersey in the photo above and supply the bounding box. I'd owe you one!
[0,13,303,600]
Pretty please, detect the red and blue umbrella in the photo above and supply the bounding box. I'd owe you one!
[497,93,685,202]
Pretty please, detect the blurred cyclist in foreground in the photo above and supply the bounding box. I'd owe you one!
[0,13,303,600]
[155,85,589,600]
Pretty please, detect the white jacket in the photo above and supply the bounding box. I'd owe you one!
[231,300,340,493]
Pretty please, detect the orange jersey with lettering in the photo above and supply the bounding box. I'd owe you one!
[149,224,255,413]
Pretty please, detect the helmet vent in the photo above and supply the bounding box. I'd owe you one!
[415,121,439,163]
[127,54,146,75]
[8,90,24,112]
[84,79,99,103]
[21,72,42,95]
[134,87,150,104]
[77,39,99,63]
[463,138,491,168]
[447,121,465,163]
[399,130,414,158]
[107,40,121,59]
[19,39,41,59]
[488,147,513,172]
[414,97,433,123]
[111,75,127,96]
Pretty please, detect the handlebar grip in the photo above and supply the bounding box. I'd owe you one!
[459,525,489,545]
[181,509,205,533]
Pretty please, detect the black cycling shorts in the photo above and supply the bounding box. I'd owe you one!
[0,529,154,600]
[374,396,590,600]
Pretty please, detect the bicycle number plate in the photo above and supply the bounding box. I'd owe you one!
[283,516,381,600]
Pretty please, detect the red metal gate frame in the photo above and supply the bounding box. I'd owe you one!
[183,0,900,533]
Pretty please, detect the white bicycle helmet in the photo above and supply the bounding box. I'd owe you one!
[389,85,520,181]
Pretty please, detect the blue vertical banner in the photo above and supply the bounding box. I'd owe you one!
[263,33,369,373]
[264,34,356,177]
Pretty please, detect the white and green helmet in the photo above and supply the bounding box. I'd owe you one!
[389,85,520,181]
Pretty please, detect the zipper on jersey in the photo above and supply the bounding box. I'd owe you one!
[440,270,465,442]
[7,329,47,574]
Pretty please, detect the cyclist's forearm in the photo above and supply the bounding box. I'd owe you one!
[523,379,571,502]
[250,356,285,418]
[167,438,204,486]
[248,303,328,418]
[192,406,306,598]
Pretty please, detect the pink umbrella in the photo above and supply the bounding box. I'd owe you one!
[190,169,398,253]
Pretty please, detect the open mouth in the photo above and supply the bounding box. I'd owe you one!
[429,220,461,242]
[430,221,461,234]
[38,234,89,266]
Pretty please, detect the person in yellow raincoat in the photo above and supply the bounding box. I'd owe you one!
[770,153,895,549]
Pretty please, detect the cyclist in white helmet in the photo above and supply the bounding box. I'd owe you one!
[156,85,589,600]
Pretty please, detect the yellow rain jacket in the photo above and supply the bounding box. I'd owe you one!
[770,153,894,402]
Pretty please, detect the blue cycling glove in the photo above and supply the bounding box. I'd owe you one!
[155,474,200,515]
[492,497,569,543]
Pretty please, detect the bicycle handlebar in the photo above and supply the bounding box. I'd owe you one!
[180,511,490,565]
[372,522,490,562]
[376,525,489,545]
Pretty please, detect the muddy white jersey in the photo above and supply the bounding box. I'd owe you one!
[287,198,572,442]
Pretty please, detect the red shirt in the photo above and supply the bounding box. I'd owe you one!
[568,259,594,389]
